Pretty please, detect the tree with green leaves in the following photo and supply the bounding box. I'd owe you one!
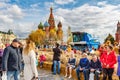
[104,33,115,45]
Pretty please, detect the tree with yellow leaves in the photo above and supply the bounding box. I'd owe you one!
[57,30,63,41]
[49,28,57,41]
[29,29,45,45]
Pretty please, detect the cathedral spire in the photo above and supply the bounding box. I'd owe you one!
[50,7,53,14]
[48,7,55,30]
[117,21,120,27]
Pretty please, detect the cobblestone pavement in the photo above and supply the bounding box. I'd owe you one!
[20,69,74,80]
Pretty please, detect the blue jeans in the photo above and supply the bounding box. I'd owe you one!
[76,67,89,80]
[53,60,60,74]
[40,61,44,67]
[21,62,24,71]
[7,71,20,80]
[94,70,101,80]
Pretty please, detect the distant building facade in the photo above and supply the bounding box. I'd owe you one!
[0,29,16,45]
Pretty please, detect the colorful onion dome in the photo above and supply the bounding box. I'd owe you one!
[57,21,62,27]
[38,22,43,29]
[44,21,50,27]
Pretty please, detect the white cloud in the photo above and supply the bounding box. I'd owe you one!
[97,1,107,6]
[44,2,57,10]
[30,3,41,8]
[0,2,6,7]
[0,2,24,23]
[14,22,38,38]
[54,2,120,43]
[54,0,75,5]
[7,5,24,18]
[15,22,37,32]
[0,15,13,23]
[0,2,26,38]
[0,0,10,2]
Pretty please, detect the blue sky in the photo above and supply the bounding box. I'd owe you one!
[0,0,120,42]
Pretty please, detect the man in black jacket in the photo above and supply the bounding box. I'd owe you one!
[2,38,22,80]
[53,43,62,75]
[89,54,102,80]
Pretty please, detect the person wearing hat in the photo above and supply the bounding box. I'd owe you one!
[2,38,22,80]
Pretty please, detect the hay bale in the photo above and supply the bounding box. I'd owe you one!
[45,53,53,62]
[61,54,68,64]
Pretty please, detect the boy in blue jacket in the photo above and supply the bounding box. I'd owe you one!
[76,53,89,80]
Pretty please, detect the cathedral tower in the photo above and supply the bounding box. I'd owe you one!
[48,7,55,30]
[57,21,63,41]
[115,21,120,43]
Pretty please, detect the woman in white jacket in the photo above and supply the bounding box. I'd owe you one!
[23,39,38,80]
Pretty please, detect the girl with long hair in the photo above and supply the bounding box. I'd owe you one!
[23,39,38,80]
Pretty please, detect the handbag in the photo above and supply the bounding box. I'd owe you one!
[1,72,7,80]
[31,76,38,80]
[89,72,94,80]
[31,76,35,80]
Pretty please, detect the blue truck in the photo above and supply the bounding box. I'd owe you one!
[70,32,100,51]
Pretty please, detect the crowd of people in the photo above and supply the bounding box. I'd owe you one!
[74,45,117,80]
[53,43,120,80]
[0,38,39,80]
[0,38,120,80]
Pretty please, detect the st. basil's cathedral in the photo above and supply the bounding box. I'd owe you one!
[38,7,63,42]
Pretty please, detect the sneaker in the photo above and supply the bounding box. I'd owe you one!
[57,72,60,75]
[68,75,72,78]
[40,66,43,68]
[52,73,56,75]
[64,74,67,77]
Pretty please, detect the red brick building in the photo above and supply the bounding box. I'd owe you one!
[115,21,120,43]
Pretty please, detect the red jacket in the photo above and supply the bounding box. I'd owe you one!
[39,55,46,62]
[98,47,107,57]
[100,50,117,68]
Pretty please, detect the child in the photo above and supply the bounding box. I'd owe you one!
[65,53,76,78]
[39,53,46,68]
[117,46,120,80]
